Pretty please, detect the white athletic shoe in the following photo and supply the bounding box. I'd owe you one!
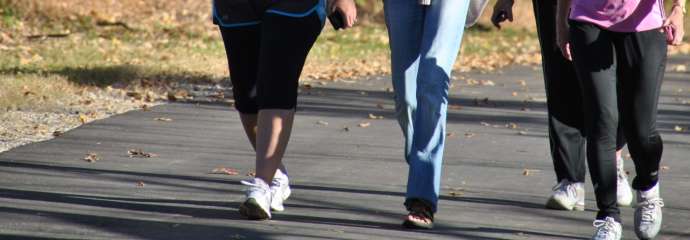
[592,217,622,240]
[546,179,585,211]
[616,157,633,207]
[239,178,272,220]
[635,183,664,239]
[270,169,291,212]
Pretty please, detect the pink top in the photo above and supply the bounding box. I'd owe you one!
[570,0,665,32]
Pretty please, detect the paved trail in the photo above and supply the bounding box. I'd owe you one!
[1,57,689,239]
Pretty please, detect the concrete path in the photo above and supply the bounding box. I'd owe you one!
[1,57,689,239]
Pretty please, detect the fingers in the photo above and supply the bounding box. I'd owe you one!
[491,11,506,29]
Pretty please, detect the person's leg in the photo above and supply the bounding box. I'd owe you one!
[569,20,621,223]
[614,27,667,238]
[253,11,323,185]
[402,0,469,215]
[615,29,666,192]
[384,0,423,159]
[239,6,323,220]
[533,0,586,185]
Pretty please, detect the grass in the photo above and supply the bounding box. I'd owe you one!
[0,0,688,111]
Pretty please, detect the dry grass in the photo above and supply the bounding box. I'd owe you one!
[0,74,78,111]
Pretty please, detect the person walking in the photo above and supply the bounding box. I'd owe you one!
[212,0,356,220]
[556,0,685,238]
[491,0,634,211]
[384,0,485,229]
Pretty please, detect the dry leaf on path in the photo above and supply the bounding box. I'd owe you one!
[480,122,491,127]
[53,131,64,137]
[316,120,329,126]
[522,169,541,176]
[128,149,158,158]
[83,152,100,163]
[136,181,146,187]
[464,132,476,138]
[246,170,256,177]
[368,113,384,120]
[210,167,239,175]
[154,117,173,122]
[446,132,456,138]
[358,122,371,128]
[449,104,462,110]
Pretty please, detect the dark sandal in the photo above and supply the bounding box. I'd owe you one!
[402,199,434,229]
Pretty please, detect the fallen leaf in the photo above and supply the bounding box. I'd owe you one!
[316,120,329,126]
[137,181,146,187]
[518,131,528,135]
[480,122,491,127]
[522,169,541,176]
[449,191,464,197]
[376,103,386,109]
[128,149,158,158]
[342,126,351,132]
[358,122,371,128]
[464,132,476,138]
[141,104,151,111]
[480,80,495,86]
[246,170,256,177]
[511,92,518,97]
[79,114,88,124]
[84,152,100,163]
[507,123,518,129]
[154,117,173,122]
[674,126,684,132]
[210,167,239,175]
[53,130,64,137]
[368,113,384,119]
[518,80,527,86]
[446,132,456,138]
[127,91,143,100]
[673,64,687,72]
[661,166,670,171]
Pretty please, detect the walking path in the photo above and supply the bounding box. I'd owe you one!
[1,57,689,239]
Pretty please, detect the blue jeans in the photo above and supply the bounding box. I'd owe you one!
[384,0,469,212]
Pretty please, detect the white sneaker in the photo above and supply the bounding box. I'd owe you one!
[546,180,585,211]
[635,183,664,239]
[616,157,633,207]
[270,169,292,212]
[239,178,272,220]
[592,217,622,240]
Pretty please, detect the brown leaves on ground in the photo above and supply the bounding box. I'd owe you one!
[136,181,146,187]
[522,169,541,176]
[368,113,384,120]
[210,167,239,175]
[83,152,100,163]
[127,148,158,158]
[154,117,172,122]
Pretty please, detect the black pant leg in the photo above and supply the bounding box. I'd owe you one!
[569,20,621,222]
[532,0,587,183]
[615,29,666,191]
[219,25,261,114]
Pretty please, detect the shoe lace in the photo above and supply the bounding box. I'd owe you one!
[552,181,578,199]
[241,179,269,194]
[593,218,617,238]
[639,198,665,222]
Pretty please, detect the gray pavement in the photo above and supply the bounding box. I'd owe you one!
[1,57,690,239]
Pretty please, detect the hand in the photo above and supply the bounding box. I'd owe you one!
[664,4,685,45]
[491,0,514,29]
[556,21,572,61]
[330,0,357,29]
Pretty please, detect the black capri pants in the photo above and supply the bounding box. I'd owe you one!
[214,0,325,113]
